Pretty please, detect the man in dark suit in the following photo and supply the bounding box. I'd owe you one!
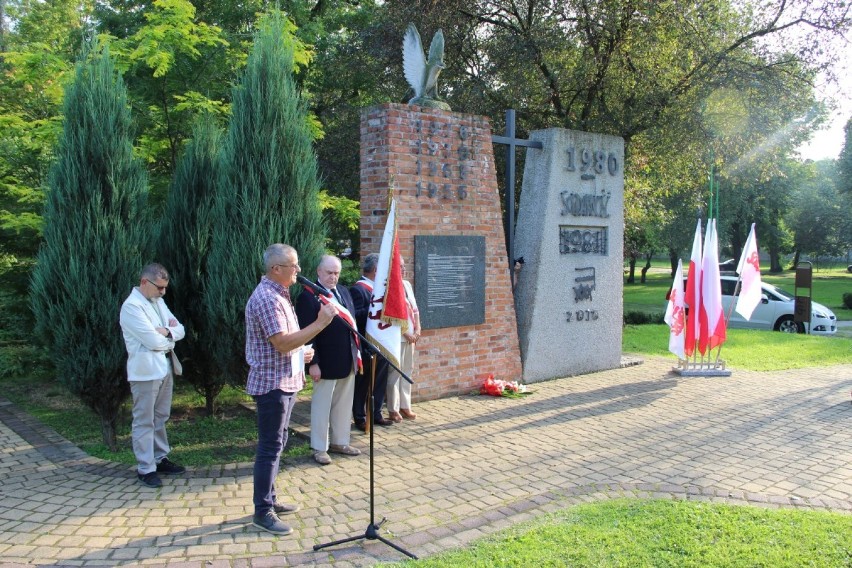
[349,253,394,431]
[296,255,362,465]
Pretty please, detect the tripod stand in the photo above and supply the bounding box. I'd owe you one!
[313,352,417,559]
[297,276,416,559]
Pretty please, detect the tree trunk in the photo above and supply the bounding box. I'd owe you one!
[205,385,218,416]
[626,256,637,283]
[101,416,118,452]
[769,250,784,273]
[669,248,679,278]
[790,250,801,270]
[640,252,652,283]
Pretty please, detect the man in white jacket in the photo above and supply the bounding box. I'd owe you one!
[120,263,186,488]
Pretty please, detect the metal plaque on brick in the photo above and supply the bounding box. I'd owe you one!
[414,235,486,329]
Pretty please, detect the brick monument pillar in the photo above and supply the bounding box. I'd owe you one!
[359,103,522,400]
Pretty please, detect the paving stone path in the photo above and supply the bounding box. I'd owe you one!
[1,356,850,567]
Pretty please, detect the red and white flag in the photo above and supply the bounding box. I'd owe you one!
[684,219,702,357]
[316,292,363,373]
[699,219,726,354]
[664,259,686,360]
[735,223,762,320]
[366,199,407,367]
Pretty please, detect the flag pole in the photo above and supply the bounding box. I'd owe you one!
[712,275,742,367]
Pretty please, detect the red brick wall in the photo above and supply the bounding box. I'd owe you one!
[360,103,523,400]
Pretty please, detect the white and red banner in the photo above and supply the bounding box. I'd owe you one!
[735,223,762,320]
[699,219,726,354]
[366,199,407,367]
[684,219,702,357]
[664,258,686,360]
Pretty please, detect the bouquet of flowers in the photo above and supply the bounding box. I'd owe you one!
[480,374,531,398]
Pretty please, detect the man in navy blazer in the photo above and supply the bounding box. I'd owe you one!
[296,255,362,465]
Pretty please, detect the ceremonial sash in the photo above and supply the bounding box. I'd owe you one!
[317,288,363,373]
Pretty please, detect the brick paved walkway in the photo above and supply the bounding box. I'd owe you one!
[1,356,850,566]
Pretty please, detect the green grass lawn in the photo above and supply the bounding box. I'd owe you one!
[623,325,852,370]
[383,499,852,568]
[0,373,312,466]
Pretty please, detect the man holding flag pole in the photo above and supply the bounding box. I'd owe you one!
[295,255,363,466]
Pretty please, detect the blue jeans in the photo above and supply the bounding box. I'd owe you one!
[252,389,296,515]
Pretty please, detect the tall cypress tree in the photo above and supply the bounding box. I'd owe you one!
[157,115,223,414]
[205,11,325,385]
[30,43,149,449]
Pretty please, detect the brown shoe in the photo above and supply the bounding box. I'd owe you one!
[400,408,417,420]
[329,444,361,456]
[388,411,403,422]
[313,451,332,465]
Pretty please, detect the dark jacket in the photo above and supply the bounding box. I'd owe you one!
[349,278,373,335]
[295,283,358,379]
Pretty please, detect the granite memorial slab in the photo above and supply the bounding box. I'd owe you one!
[514,128,624,382]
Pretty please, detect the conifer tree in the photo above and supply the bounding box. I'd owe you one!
[30,44,149,450]
[205,11,325,385]
[157,115,223,414]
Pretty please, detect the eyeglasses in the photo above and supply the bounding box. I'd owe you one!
[275,262,300,270]
[146,279,168,292]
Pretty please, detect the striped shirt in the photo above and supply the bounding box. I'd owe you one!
[245,276,305,396]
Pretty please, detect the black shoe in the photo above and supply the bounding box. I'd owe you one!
[137,471,162,488]
[156,457,185,475]
[374,417,394,427]
[252,510,293,535]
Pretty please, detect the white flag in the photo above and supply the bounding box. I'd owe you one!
[664,259,686,360]
[365,199,405,368]
[699,219,726,354]
[735,223,762,320]
[684,219,702,356]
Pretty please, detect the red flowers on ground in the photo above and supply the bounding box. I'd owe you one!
[480,375,530,398]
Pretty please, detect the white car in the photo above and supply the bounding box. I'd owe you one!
[669,275,838,335]
[719,275,837,335]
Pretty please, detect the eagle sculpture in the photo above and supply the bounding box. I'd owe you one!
[402,23,450,110]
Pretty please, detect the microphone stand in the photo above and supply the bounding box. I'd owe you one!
[300,278,417,560]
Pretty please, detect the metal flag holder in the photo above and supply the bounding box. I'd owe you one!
[672,357,731,377]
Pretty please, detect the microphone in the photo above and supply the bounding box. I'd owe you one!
[296,274,332,297]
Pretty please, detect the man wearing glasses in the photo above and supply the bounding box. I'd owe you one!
[245,244,337,535]
[120,263,186,489]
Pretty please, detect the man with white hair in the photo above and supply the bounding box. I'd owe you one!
[296,255,362,466]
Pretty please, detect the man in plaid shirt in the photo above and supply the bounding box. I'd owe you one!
[246,243,337,535]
